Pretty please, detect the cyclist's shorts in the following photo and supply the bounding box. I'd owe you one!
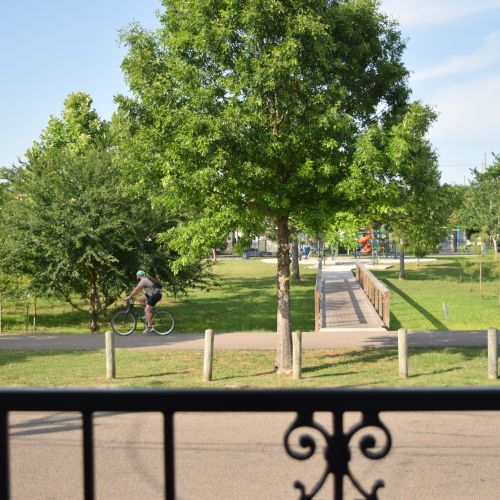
[146,292,162,307]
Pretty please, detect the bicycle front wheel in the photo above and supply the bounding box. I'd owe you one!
[111,310,137,336]
[152,310,175,335]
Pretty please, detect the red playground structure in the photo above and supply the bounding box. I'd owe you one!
[359,233,373,254]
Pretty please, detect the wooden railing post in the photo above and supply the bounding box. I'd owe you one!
[315,260,323,332]
[356,263,390,328]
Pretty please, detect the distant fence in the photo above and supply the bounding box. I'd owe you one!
[356,263,390,328]
[314,259,323,332]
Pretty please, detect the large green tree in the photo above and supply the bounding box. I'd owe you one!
[119,0,409,372]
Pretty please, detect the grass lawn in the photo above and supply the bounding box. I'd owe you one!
[0,258,317,334]
[371,256,499,330]
[0,256,497,334]
[165,258,316,333]
[1,347,500,388]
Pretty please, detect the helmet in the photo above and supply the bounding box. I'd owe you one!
[136,270,146,277]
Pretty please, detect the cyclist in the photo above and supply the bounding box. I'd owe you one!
[125,270,162,333]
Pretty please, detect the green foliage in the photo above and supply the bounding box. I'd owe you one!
[0,93,212,331]
[453,159,500,250]
[325,212,363,253]
[28,92,111,160]
[118,0,410,258]
[343,102,451,271]
[1,148,141,326]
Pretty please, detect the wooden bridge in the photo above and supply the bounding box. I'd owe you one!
[316,259,388,332]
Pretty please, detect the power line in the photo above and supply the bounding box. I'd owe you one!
[439,163,477,167]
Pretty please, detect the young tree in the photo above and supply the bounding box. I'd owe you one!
[342,102,449,279]
[119,0,410,372]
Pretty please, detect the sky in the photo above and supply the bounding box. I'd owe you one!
[1,0,499,185]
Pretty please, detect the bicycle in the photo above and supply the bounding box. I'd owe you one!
[111,299,175,336]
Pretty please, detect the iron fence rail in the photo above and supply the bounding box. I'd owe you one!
[2,387,500,499]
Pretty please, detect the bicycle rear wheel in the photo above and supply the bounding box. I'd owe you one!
[111,310,137,336]
[152,310,175,335]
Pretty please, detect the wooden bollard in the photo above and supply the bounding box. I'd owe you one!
[488,327,497,380]
[398,328,408,378]
[203,329,214,381]
[105,330,116,379]
[292,330,302,380]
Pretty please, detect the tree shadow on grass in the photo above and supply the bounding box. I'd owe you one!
[303,348,482,380]
[0,349,70,368]
[303,370,358,379]
[215,370,276,381]
[315,349,399,366]
[408,367,460,378]
[409,346,486,361]
[385,282,448,330]
[118,371,191,380]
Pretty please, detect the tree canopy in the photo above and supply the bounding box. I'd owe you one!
[453,158,500,255]
[0,93,210,332]
[342,101,450,277]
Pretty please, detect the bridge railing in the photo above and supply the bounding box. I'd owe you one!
[314,258,323,332]
[356,263,390,328]
[2,387,500,499]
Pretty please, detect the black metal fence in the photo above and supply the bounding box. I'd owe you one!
[2,387,500,499]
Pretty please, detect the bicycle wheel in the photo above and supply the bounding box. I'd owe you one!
[111,310,137,336]
[152,310,175,335]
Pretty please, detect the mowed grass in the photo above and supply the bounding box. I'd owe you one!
[0,259,316,334]
[168,259,316,333]
[1,347,499,388]
[371,256,500,331]
[1,256,498,334]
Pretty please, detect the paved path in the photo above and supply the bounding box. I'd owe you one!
[320,261,385,332]
[0,329,497,351]
[8,409,500,499]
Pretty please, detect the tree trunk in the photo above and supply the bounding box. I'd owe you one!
[276,215,293,374]
[291,238,300,283]
[399,239,406,280]
[0,291,2,333]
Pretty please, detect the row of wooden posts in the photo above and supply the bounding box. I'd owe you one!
[105,328,499,381]
[103,329,304,381]
[398,327,499,379]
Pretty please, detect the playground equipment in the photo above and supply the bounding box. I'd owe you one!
[359,233,373,254]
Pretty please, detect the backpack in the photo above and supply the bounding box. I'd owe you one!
[147,275,163,290]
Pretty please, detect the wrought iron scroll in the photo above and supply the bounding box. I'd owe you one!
[284,411,392,499]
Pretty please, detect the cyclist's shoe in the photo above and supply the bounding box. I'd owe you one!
[143,326,154,334]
